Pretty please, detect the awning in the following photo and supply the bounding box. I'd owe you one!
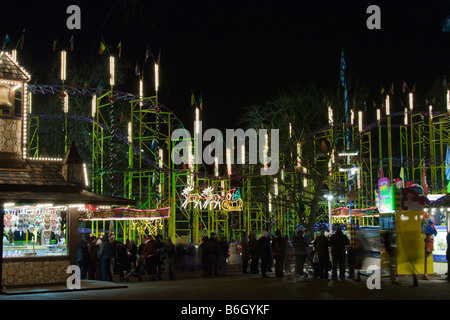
[0,190,136,206]
[79,207,170,221]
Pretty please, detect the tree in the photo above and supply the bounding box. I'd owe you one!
[240,79,369,235]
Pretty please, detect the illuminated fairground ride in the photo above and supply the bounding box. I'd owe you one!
[309,92,450,229]
[14,48,450,243]
[16,50,256,244]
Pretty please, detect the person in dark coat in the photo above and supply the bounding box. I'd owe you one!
[127,240,138,270]
[77,235,90,280]
[329,227,350,279]
[272,230,286,278]
[258,231,271,277]
[97,235,114,282]
[292,230,308,278]
[249,233,259,274]
[87,235,98,280]
[115,241,130,281]
[313,229,330,279]
[206,233,220,276]
[200,236,210,277]
[141,237,159,280]
[218,237,229,275]
[160,238,176,280]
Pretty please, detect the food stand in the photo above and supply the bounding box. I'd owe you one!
[0,52,136,288]
[376,177,434,277]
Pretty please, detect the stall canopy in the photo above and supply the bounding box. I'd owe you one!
[79,207,170,221]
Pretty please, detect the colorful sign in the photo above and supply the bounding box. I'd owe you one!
[377,178,394,213]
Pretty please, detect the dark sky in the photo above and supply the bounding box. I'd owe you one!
[2,0,450,130]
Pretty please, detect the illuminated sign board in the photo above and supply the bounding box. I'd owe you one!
[378,177,395,213]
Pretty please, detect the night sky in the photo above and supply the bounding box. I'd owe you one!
[2,0,450,131]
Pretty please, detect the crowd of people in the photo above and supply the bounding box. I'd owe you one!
[77,233,177,282]
[76,226,450,284]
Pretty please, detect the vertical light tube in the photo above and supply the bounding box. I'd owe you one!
[404,108,408,125]
[127,122,132,143]
[158,148,163,197]
[328,105,333,125]
[377,108,381,121]
[60,50,66,81]
[409,92,414,111]
[386,95,390,115]
[83,163,89,187]
[358,110,363,132]
[139,79,144,108]
[109,56,115,87]
[154,63,159,93]
[447,90,450,113]
[274,177,278,196]
[159,148,164,168]
[28,91,32,114]
[226,148,232,176]
[91,95,96,118]
[63,93,69,113]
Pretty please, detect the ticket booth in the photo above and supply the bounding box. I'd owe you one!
[377,178,433,277]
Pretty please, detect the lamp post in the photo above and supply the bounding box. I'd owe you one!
[325,194,333,234]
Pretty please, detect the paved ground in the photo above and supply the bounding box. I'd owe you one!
[1,266,448,302]
[0,267,448,318]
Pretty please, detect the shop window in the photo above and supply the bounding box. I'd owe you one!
[3,205,67,257]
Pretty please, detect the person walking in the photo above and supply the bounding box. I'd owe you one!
[258,231,271,277]
[313,229,330,279]
[218,237,229,275]
[329,227,350,280]
[115,240,129,282]
[87,235,98,280]
[249,233,259,274]
[126,239,137,270]
[292,230,308,279]
[272,230,286,278]
[77,235,90,280]
[425,219,438,256]
[141,237,159,281]
[200,236,210,277]
[97,234,114,282]
[160,238,176,280]
[241,232,250,274]
[206,233,220,277]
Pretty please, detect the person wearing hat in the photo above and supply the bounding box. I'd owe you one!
[425,219,438,256]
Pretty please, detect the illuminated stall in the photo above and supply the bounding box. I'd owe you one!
[424,194,450,275]
[376,177,434,277]
[79,206,170,245]
[0,52,134,288]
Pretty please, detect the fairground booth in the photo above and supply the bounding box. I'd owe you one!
[0,52,135,289]
[376,177,449,278]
